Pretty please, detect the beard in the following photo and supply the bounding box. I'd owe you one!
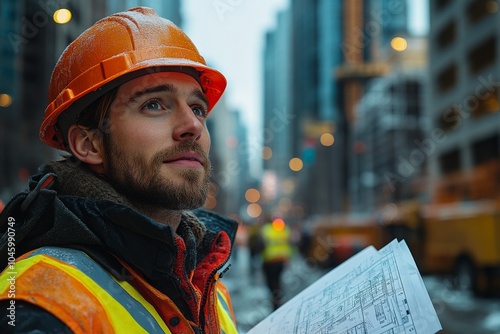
[102,136,211,211]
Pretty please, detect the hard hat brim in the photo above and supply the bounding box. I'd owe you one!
[40,54,226,150]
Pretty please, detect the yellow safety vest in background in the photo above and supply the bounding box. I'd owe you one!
[261,223,292,263]
[0,247,238,334]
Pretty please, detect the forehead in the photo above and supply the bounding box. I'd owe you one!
[117,71,203,97]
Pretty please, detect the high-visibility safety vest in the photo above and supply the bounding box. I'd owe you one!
[0,247,238,333]
[261,223,292,263]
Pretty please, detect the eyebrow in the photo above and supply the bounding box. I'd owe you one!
[128,84,209,108]
[128,84,175,103]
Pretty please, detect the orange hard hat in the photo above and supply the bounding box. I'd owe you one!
[40,6,227,150]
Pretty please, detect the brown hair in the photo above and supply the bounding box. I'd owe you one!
[75,87,118,137]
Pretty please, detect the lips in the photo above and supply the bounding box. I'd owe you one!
[164,152,204,167]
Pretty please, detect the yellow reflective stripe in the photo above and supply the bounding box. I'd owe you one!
[27,247,171,333]
[111,276,171,333]
[216,288,238,334]
[0,256,33,293]
[216,288,232,316]
[23,254,149,333]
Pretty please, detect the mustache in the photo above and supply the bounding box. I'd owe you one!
[152,141,210,167]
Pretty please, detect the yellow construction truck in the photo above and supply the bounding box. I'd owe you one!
[304,214,382,269]
[306,200,500,294]
[421,200,500,293]
[306,161,500,294]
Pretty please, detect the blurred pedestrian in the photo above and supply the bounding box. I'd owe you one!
[260,215,293,310]
[247,221,264,278]
[0,7,238,333]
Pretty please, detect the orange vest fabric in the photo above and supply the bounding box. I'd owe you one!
[0,247,238,333]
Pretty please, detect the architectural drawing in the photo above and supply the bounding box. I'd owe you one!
[249,240,441,334]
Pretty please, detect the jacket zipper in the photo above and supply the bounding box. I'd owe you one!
[198,260,227,332]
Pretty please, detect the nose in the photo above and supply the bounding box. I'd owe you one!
[172,104,204,142]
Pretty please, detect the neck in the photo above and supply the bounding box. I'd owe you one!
[132,203,182,230]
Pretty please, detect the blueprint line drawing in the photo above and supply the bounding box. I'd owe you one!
[249,239,441,334]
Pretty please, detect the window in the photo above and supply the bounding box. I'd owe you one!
[406,81,421,116]
[467,0,499,23]
[472,135,500,165]
[437,0,452,10]
[439,149,461,174]
[468,35,496,74]
[437,63,458,92]
[470,86,500,118]
[436,21,456,48]
[439,106,460,132]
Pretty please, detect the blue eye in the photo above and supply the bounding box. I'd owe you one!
[143,99,162,111]
[193,106,208,117]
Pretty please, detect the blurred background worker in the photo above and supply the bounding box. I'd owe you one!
[247,220,264,279]
[260,215,293,310]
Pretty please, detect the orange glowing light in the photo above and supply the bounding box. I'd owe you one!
[272,218,285,231]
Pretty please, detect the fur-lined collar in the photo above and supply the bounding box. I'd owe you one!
[44,159,207,244]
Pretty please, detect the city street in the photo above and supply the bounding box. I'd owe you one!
[223,246,327,333]
[425,276,500,334]
[223,246,500,334]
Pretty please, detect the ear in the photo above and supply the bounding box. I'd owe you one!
[67,125,104,169]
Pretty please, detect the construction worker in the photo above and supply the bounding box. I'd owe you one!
[0,7,238,333]
[260,215,293,310]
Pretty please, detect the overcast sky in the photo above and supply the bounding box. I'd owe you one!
[182,0,289,137]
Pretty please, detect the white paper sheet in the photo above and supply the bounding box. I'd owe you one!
[248,239,442,334]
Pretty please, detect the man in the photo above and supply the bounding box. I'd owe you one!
[260,215,293,310]
[0,7,239,333]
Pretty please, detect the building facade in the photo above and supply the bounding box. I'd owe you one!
[262,9,294,215]
[350,69,428,213]
[208,95,252,219]
[428,0,500,204]
[262,0,412,220]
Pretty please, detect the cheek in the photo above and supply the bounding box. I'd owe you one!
[113,120,172,152]
[204,129,211,151]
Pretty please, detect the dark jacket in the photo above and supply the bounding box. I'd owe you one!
[0,160,238,333]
